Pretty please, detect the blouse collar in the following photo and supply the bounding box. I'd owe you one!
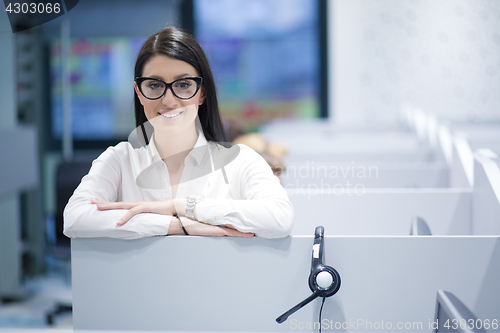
[147,130,209,167]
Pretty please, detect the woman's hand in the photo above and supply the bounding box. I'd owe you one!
[91,199,175,226]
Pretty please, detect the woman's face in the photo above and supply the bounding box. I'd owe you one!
[134,55,205,135]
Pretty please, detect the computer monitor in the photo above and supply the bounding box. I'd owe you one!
[193,0,321,131]
[434,290,486,333]
[49,37,146,141]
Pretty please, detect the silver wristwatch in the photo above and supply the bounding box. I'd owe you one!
[186,194,204,219]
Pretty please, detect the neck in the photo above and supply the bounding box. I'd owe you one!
[153,126,199,166]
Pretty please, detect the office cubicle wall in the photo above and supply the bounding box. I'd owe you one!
[263,129,435,164]
[71,236,500,332]
[449,127,500,188]
[285,150,434,164]
[282,161,449,188]
[468,136,500,155]
[69,114,500,332]
[473,151,500,235]
[264,131,422,149]
[288,188,472,236]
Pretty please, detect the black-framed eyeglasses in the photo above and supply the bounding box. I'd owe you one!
[135,76,203,100]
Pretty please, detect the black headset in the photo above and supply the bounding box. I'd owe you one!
[276,226,341,324]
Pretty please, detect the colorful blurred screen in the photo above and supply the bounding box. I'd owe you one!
[194,0,319,132]
[50,37,146,140]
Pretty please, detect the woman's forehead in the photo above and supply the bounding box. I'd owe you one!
[142,55,199,79]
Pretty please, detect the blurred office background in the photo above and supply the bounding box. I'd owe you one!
[0,0,499,329]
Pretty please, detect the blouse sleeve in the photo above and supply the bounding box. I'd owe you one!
[195,144,294,239]
[63,143,173,239]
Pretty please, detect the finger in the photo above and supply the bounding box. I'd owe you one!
[116,213,133,226]
[117,206,145,226]
[91,199,104,206]
[239,232,255,238]
[92,200,111,210]
[223,228,255,238]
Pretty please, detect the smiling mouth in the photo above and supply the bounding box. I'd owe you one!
[159,111,184,119]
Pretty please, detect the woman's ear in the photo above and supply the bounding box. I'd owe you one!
[199,86,206,105]
[134,82,145,105]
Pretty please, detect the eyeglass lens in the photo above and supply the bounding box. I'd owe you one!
[140,78,198,99]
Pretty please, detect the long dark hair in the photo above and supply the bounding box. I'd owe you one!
[134,27,227,143]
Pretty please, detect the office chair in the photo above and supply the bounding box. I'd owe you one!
[55,161,93,247]
[434,290,486,333]
[46,161,92,325]
[410,216,432,235]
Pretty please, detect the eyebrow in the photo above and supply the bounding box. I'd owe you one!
[148,73,194,81]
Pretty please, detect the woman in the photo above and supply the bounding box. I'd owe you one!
[63,27,294,239]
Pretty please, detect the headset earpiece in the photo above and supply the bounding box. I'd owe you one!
[309,266,341,297]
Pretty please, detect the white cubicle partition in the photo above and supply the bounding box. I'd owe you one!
[71,236,500,332]
[451,135,474,188]
[285,150,434,164]
[471,142,500,156]
[288,189,472,235]
[438,125,453,167]
[262,129,435,164]
[449,126,500,188]
[473,150,500,235]
[450,124,500,139]
[266,132,425,153]
[282,162,449,188]
[259,117,438,165]
[462,132,500,160]
[259,119,404,137]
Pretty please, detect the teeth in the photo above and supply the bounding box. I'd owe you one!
[161,111,182,118]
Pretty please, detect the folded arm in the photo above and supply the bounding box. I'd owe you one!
[63,145,173,239]
[175,146,294,239]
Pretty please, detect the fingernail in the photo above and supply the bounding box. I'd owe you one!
[117,220,122,225]
[95,204,102,206]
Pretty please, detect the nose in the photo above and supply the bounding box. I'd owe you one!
[161,86,179,108]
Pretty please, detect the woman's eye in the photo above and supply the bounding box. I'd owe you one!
[148,82,164,90]
[175,81,192,89]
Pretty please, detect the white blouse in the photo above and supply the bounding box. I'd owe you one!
[63,131,294,239]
